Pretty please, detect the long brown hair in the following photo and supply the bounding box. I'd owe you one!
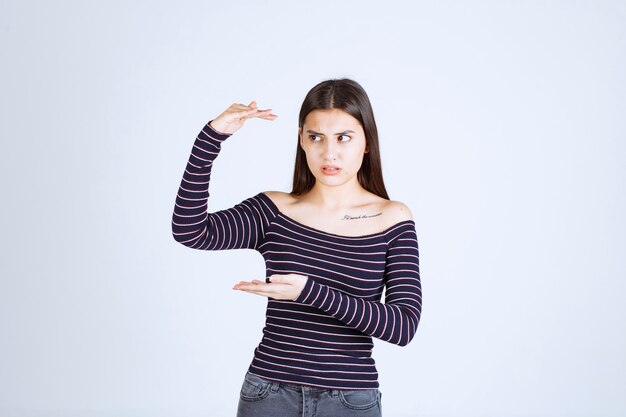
[290,79,389,199]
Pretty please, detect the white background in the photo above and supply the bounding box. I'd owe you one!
[1,1,625,416]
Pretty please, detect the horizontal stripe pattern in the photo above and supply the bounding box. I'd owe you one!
[172,122,422,389]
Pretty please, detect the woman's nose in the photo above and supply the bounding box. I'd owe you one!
[323,143,338,160]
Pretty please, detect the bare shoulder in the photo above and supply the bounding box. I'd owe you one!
[261,190,297,211]
[384,200,414,224]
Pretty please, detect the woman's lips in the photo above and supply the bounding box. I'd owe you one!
[321,165,341,176]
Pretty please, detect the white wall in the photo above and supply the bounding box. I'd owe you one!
[1,1,625,416]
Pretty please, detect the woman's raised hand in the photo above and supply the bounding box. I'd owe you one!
[209,101,277,135]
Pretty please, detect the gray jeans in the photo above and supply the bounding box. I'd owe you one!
[236,372,383,417]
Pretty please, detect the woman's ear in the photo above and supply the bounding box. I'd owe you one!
[298,127,303,148]
[364,144,370,154]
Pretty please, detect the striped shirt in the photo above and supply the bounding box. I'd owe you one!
[172,122,422,389]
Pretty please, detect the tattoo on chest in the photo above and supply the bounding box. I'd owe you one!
[341,212,383,220]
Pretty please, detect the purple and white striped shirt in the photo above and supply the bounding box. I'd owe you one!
[172,122,422,389]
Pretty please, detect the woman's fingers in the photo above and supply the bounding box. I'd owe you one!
[211,101,271,135]
[233,280,267,289]
[232,274,306,301]
[240,288,274,298]
[257,111,278,120]
[210,99,275,133]
[233,281,283,292]
[242,108,274,117]
[234,108,258,119]
[212,102,276,132]
[233,282,275,298]
[232,102,263,114]
[232,107,276,121]
[252,109,278,120]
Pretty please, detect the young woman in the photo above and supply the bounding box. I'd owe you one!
[172,79,421,417]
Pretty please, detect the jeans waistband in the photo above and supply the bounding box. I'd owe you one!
[248,372,378,396]
[276,380,338,393]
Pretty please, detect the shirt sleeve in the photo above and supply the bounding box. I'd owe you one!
[294,223,422,346]
[171,122,275,251]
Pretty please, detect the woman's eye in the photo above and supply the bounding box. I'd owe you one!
[338,135,351,142]
[309,134,321,141]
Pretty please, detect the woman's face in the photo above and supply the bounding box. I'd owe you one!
[299,108,369,188]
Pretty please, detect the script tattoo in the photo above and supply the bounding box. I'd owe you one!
[342,213,383,220]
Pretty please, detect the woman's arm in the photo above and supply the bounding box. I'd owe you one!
[294,225,421,346]
[236,224,422,346]
[171,102,277,250]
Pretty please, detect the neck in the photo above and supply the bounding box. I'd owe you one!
[306,178,366,210]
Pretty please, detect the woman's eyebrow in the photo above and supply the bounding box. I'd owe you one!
[306,129,356,136]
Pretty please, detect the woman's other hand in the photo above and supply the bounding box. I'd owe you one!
[209,101,277,135]
[233,273,308,301]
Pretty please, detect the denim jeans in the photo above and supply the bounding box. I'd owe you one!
[236,372,383,417]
